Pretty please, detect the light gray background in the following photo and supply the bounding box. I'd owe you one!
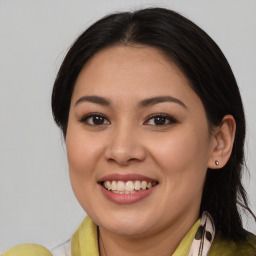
[0,0,255,253]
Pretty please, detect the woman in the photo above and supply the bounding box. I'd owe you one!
[3,7,255,256]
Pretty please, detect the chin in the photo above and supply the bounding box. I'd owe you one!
[105,221,152,237]
[94,210,155,237]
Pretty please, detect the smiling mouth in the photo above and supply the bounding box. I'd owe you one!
[101,180,158,194]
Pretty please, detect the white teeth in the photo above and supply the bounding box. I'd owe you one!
[125,181,134,192]
[134,180,141,190]
[147,182,152,189]
[117,181,125,192]
[105,181,111,190]
[111,180,117,190]
[103,180,157,193]
[141,181,147,190]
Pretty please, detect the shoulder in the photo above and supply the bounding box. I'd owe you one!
[1,243,52,256]
[209,231,256,256]
[51,240,71,256]
[1,240,72,256]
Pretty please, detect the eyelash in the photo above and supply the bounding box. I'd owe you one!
[79,113,177,127]
[80,112,110,126]
[144,113,177,126]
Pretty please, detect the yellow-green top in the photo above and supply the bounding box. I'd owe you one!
[2,216,255,255]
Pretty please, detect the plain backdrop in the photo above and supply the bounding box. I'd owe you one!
[0,0,255,253]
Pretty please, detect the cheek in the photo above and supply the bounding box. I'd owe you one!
[152,128,210,193]
[65,124,105,202]
[66,127,105,213]
[66,126,102,175]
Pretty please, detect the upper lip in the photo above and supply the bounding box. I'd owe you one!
[98,173,158,183]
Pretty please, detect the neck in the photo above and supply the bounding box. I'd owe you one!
[99,211,198,256]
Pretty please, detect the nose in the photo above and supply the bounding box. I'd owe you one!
[104,125,146,166]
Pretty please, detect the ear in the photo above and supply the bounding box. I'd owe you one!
[208,115,236,169]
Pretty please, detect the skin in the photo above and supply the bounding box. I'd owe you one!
[66,45,236,256]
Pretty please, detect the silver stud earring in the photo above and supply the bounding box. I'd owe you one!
[215,160,219,166]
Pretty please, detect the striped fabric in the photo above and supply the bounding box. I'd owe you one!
[188,212,215,256]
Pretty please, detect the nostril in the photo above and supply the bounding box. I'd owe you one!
[104,137,146,165]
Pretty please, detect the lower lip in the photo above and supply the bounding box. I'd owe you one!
[100,185,157,204]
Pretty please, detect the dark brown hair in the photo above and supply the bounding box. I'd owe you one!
[52,7,255,240]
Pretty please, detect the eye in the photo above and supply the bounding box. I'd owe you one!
[80,113,110,126]
[144,114,177,126]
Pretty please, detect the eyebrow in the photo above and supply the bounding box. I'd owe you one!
[75,95,187,109]
[138,96,187,109]
[75,96,111,107]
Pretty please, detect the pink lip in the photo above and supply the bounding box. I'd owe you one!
[98,173,158,183]
[100,185,157,204]
[98,173,159,204]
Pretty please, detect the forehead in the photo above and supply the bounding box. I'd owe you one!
[72,45,199,107]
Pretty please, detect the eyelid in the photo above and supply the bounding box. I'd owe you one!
[79,112,177,127]
[79,112,111,125]
[144,113,177,126]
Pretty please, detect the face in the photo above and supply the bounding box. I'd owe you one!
[66,45,215,238]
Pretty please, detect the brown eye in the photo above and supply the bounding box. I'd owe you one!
[91,116,105,125]
[81,113,110,126]
[144,114,177,126]
[153,116,167,125]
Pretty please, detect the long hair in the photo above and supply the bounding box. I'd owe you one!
[52,7,255,240]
